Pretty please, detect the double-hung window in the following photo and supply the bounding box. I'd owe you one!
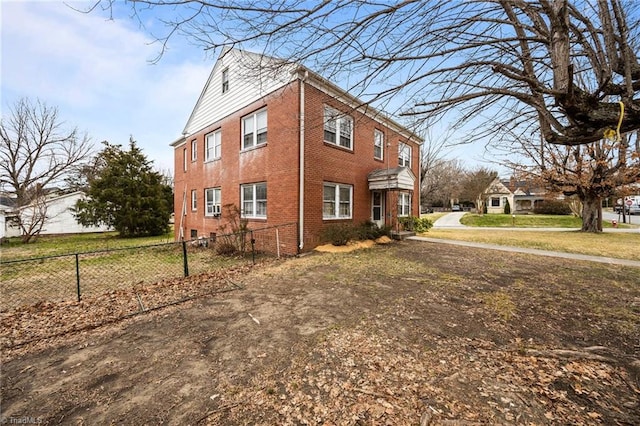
[183,148,187,172]
[323,106,353,149]
[323,183,352,219]
[191,189,197,211]
[205,188,221,216]
[398,142,411,167]
[221,68,229,94]
[241,183,267,218]
[205,130,221,161]
[374,129,384,160]
[491,197,500,207]
[398,192,411,217]
[191,139,197,162]
[242,109,267,150]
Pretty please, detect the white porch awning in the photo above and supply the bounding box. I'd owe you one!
[367,166,416,191]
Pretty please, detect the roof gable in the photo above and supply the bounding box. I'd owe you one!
[484,177,512,195]
[182,48,297,137]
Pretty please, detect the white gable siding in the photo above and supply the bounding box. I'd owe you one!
[184,49,297,136]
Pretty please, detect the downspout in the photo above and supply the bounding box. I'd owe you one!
[416,137,421,217]
[298,70,308,251]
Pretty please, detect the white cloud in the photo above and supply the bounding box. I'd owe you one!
[1,1,212,172]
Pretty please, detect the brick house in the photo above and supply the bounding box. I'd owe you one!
[172,48,422,253]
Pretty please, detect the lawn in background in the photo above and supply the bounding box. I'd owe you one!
[0,230,175,261]
[462,213,587,228]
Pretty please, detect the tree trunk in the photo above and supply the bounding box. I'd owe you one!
[580,194,602,232]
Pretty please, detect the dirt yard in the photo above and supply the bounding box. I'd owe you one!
[1,240,639,425]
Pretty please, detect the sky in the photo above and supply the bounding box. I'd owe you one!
[1,0,496,177]
[1,0,213,174]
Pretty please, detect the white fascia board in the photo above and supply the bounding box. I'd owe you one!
[293,68,423,146]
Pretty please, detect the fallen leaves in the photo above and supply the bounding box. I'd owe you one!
[0,264,254,359]
[203,323,639,425]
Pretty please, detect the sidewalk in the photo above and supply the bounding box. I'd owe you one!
[409,236,640,268]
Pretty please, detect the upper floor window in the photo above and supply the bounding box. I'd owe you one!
[374,129,384,160]
[191,189,197,211]
[183,147,187,172]
[324,106,353,150]
[205,130,221,161]
[222,68,229,94]
[205,187,221,216]
[398,142,411,167]
[398,192,411,217]
[323,183,352,219]
[191,139,197,162]
[242,109,267,150]
[241,182,267,218]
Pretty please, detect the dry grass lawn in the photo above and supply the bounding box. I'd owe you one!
[422,229,640,261]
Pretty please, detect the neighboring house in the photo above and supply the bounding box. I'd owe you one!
[172,48,422,253]
[0,194,17,239]
[3,191,111,238]
[0,204,14,239]
[483,177,547,214]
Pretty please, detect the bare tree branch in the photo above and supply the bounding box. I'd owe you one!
[0,97,93,242]
[82,0,640,148]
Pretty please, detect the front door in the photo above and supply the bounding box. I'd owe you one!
[371,191,385,228]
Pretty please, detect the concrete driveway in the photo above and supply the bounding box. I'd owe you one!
[432,212,467,228]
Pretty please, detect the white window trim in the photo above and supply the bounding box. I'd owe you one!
[191,189,197,211]
[323,182,353,220]
[205,130,221,162]
[374,129,384,160]
[398,142,411,167]
[242,109,268,150]
[398,192,411,217]
[323,106,353,150]
[205,187,221,217]
[191,139,197,162]
[241,182,267,219]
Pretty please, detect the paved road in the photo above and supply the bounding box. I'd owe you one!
[604,210,638,226]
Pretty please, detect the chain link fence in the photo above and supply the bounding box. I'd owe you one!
[0,223,298,311]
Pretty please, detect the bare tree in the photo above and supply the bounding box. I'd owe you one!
[421,158,466,210]
[459,168,500,213]
[0,98,92,242]
[88,0,640,147]
[502,130,640,232]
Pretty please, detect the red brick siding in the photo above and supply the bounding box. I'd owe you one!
[174,79,421,252]
[301,84,421,248]
[174,84,300,245]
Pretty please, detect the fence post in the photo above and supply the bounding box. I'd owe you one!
[75,253,81,302]
[182,240,189,277]
[250,230,256,264]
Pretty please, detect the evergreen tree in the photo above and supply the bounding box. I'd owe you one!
[75,139,173,237]
[504,199,511,215]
